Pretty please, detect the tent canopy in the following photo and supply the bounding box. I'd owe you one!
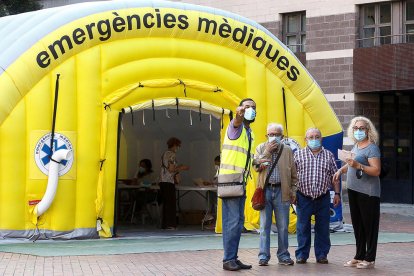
[0,0,342,239]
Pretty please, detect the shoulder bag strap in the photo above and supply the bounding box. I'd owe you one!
[242,131,252,182]
[265,144,284,185]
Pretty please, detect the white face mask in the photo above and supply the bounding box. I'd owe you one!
[244,107,256,121]
[268,136,281,144]
[214,165,219,171]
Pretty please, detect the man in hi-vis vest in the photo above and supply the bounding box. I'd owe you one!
[219,98,256,271]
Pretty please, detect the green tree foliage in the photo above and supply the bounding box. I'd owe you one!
[0,0,42,17]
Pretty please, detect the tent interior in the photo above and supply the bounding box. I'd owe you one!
[115,106,223,235]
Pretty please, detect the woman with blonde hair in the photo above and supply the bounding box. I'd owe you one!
[333,116,381,269]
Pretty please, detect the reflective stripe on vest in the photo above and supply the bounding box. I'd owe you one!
[219,125,254,183]
[221,144,248,155]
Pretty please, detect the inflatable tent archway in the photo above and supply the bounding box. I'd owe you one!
[0,0,342,239]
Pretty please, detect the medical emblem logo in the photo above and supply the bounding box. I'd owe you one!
[282,138,301,153]
[34,132,74,176]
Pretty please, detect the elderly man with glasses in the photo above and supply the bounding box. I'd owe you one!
[253,123,297,266]
[293,128,341,265]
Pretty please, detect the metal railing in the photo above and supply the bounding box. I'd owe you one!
[356,33,414,48]
[284,33,413,51]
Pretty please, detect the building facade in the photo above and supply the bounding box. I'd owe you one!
[40,0,414,204]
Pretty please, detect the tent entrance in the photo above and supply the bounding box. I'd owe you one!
[114,104,226,236]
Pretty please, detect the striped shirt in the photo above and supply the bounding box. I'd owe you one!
[268,150,281,184]
[294,147,337,199]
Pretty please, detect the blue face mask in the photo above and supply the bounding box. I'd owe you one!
[307,139,321,150]
[138,167,146,173]
[353,130,366,141]
[275,136,282,144]
[244,107,256,121]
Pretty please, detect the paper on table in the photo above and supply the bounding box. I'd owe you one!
[338,149,355,162]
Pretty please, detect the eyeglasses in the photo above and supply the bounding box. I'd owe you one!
[267,133,282,137]
[352,126,367,131]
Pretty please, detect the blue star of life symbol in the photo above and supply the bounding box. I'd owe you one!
[40,139,68,166]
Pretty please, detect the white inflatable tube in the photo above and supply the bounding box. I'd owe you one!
[35,149,73,217]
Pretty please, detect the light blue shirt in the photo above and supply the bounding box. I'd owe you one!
[346,143,381,197]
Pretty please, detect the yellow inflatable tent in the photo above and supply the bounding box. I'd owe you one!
[0,0,342,239]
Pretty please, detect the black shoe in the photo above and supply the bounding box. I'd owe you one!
[236,260,252,269]
[317,258,329,264]
[279,258,294,266]
[296,258,307,264]
[258,259,269,266]
[223,260,241,271]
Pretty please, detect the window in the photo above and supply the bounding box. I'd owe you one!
[360,3,392,47]
[405,0,414,42]
[283,12,306,52]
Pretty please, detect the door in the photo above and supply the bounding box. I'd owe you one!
[380,93,414,203]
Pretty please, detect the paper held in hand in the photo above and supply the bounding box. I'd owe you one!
[338,149,355,162]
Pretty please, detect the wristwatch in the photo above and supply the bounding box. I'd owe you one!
[335,192,341,198]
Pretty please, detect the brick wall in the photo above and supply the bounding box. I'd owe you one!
[307,57,353,94]
[354,44,414,92]
[307,13,356,52]
[304,12,358,128]
[355,99,380,128]
[306,57,354,126]
[330,101,355,130]
[260,21,282,40]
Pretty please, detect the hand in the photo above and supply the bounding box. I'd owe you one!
[236,106,246,118]
[265,141,278,153]
[345,158,359,169]
[259,159,271,170]
[333,194,341,207]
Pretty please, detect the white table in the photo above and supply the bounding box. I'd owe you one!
[117,183,160,190]
[116,182,217,229]
[116,182,160,224]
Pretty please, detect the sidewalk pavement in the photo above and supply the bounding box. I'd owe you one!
[1,202,413,275]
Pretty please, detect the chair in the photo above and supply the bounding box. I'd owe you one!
[131,186,161,227]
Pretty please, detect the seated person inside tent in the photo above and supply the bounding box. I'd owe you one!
[133,158,154,186]
[196,155,220,186]
[133,158,158,217]
[120,159,157,223]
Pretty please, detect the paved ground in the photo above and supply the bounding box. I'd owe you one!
[1,243,412,275]
[1,203,413,275]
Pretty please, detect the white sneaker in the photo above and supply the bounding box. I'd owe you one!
[356,261,375,269]
[343,259,362,267]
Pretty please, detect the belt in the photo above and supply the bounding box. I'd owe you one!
[297,190,328,200]
[267,182,281,187]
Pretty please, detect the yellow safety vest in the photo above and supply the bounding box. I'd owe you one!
[218,124,254,183]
